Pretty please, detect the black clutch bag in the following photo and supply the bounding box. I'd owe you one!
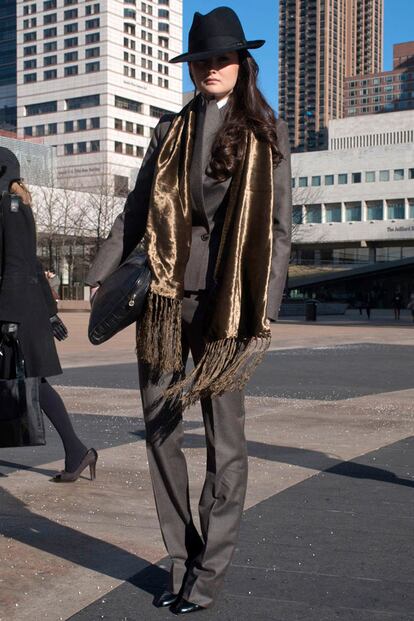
[0,338,46,448]
[88,249,151,345]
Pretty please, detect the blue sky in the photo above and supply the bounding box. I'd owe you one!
[183,0,414,111]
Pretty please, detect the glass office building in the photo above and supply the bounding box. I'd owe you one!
[0,0,17,131]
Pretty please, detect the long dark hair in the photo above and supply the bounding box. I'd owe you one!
[192,51,283,182]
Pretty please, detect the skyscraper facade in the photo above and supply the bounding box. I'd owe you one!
[16,0,182,192]
[0,0,17,131]
[278,0,383,152]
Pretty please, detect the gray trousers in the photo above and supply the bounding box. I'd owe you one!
[138,293,248,608]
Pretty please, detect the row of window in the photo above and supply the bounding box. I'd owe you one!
[347,100,414,115]
[114,141,145,157]
[23,95,174,118]
[293,199,414,224]
[293,168,414,188]
[24,117,100,137]
[294,246,414,266]
[124,8,169,20]
[123,65,168,87]
[330,130,414,150]
[64,140,100,155]
[347,74,414,87]
[23,4,100,17]
[24,46,100,68]
[24,62,100,81]
[115,118,144,134]
[24,27,99,52]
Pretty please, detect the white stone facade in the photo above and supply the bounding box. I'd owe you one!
[16,0,182,192]
[291,110,414,263]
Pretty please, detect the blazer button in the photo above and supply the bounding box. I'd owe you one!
[201,233,209,241]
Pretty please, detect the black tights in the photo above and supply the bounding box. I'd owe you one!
[39,380,87,472]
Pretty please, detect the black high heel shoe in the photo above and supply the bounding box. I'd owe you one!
[53,448,98,482]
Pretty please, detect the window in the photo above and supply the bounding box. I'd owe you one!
[409,168,414,180]
[77,141,87,153]
[158,9,169,18]
[86,32,100,44]
[125,121,134,132]
[159,22,169,32]
[136,124,144,135]
[24,127,33,137]
[345,201,361,221]
[311,175,321,186]
[23,18,37,29]
[65,120,74,132]
[66,94,100,109]
[352,172,361,183]
[409,199,414,219]
[86,18,100,29]
[64,0,78,4]
[35,124,45,137]
[24,73,37,83]
[366,200,383,220]
[387,199,405,219]
[26,101,57,115]
[159,36,168,48]
[24,45,37,56]
[24,59,37,70]
[44,55,57,66]
[90,140,100,152]
[125,143,134,155]
[338,173,348,184]
[115,118,123,130]
[44,69,57,80]
[298,176,308,187]
[325,203,341,223]
[324,174,334,185]
[44,0,57,9]
[291,178,295,188]
[47,123,57,135]
[394,169,404,181]
[24,32,37,42]
[64,23,78,33]
[115,95,143,113]
[115,141,123,153]
[292,206,303,224]
[85,47,100,58]
[44,41,57,52]
[64,37,78,48]
[124,8,136,18]
[114,175,129,197]
[85,61,100,72]
[65,144,74,155]
[64,65,78,76]
[64,51,78,62]
[136,146,144,158]
[305,204,322,224]
[90,117,100,128]
[365,171,375,183]
[86,3,100,15]
[64,8,78,19]
[379,170,390,182]
[44,27,57,38]
[78,118,87,130]
[125,23,135,35]
[150,104,171,118]
[44,13,57,24]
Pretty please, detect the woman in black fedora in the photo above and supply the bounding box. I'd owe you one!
[0,148,97,482]
[87,6,292,614]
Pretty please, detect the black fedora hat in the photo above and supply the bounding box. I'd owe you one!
[170,6,265,64]
[0,147,21,194]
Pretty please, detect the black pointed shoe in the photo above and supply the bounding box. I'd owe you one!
[153,591,179,608]
[170,597,205,615]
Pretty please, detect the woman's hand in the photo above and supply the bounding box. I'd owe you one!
[50,315,68,341]
[90,286,100,303]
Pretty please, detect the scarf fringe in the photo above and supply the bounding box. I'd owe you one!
[136,291,183,378]
[165,332,271,409]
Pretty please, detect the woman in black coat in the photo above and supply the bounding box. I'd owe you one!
[0,148,97,481]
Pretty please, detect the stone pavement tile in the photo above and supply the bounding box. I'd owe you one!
[67,437,414,621]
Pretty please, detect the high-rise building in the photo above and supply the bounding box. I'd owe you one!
[278,0,383,152]
[16,0,183,192]
[344,41,414,117]
[0,0,17,131]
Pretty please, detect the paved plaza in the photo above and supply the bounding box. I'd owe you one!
[0,311,413,620]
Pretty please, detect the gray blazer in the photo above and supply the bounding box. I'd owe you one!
[86,98,292,320]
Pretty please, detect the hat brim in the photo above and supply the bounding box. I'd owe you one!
[169,40,265,64]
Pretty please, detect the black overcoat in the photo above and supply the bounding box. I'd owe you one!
[0,192,62,379]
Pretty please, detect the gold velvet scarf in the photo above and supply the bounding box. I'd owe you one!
[137,96,274,406]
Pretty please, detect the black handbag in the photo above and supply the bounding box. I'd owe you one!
[88,249,151,345]
[0,338,46,448]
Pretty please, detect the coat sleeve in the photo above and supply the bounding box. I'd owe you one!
[266,119,292,321]
[85,116,173,286]
[36,260,58,317]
